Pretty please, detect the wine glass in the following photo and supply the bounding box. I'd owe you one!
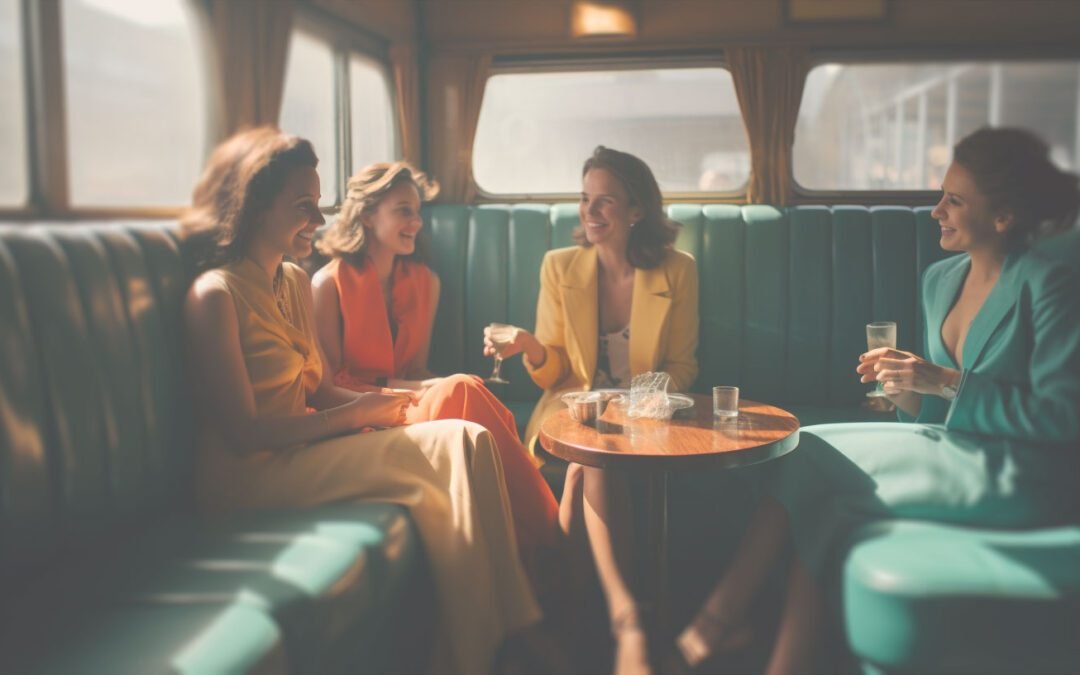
[866,321,897,397]
[486,322,514,384]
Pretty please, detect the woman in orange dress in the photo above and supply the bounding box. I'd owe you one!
[311,162,563,602]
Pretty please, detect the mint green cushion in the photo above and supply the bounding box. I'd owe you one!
[844,520,1080,674]
[27,605,284,675]
[108,503,424,674]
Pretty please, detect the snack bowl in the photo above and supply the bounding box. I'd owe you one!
[561,389,626,424]
[561,391,603,423]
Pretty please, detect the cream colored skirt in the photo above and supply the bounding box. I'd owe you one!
[197,419,541,675]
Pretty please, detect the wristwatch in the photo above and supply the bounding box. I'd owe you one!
[941,381,959,400]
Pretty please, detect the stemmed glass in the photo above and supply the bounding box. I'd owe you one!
[486,322,514,384]
[866,321,897,397]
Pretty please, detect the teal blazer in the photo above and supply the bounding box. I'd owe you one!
[904,242,1080,446]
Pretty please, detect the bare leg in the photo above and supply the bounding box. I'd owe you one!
[765,558,825,675]
[559,464,649,675]
[559,463,585,541]
[675,496,790,667]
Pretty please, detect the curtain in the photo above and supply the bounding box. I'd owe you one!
[192,0,294,139]
[727,47,810,205]
[426,51,493,202]
[390,42,422,166]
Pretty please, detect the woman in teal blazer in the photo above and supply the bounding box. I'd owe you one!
[668,128,1080,675]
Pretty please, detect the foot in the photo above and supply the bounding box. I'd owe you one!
[614,627,652,675]
[669,613,753,672]
[611,607,652,675]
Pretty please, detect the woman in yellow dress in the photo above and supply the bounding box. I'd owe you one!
[181,126,539,675]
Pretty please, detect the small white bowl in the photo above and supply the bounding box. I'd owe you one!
[561,390,624,423]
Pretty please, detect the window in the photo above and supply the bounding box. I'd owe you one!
[349,53,397,175]
[473,66,749,195]
[280,29,337,206]
[280,23,398,206]
[794,61,1080,191]
[0,0,27,207]
[62,0,208,207]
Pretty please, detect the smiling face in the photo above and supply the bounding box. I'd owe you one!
[254,166,324,260]
[930,162,1012,255]
[579,168,642,253]
[363,180,423,258]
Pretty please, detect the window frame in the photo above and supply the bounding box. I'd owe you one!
[2,0,400,219]
[0,0,33,214]
[472,54,749,203]
[288,7,399,211]
[4,0,217,219]
[791,47,1080,205]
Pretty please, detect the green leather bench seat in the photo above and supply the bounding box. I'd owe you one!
[0,223,430,674]
[844,521,1080,674]
[28,605,288,675]
[4,211,1075,674]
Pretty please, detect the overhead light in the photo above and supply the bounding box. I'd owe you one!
[570,1,638,39]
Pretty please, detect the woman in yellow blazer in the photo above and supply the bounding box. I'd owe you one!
[521,241,698,450]
[487,146,699,675]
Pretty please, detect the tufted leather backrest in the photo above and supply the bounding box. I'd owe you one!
[0,208,952,582]
[423,204,955,406]
[0,222,192,581]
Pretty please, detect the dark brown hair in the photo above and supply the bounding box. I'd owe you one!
[953,127,1079,249]
[316,161,439,267]
[180,126,319,271]
[573,145,680,269]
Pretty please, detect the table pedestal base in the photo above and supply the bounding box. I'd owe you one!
[644,469,671,653]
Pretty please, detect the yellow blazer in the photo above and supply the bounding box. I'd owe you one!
[523,245,699,454]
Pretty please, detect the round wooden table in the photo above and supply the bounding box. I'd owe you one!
[539,393,800,640]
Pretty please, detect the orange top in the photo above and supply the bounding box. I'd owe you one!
[328,257,435,388]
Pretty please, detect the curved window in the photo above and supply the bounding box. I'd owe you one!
[280,25,399,205]
[280,29,337,207]
[473,66,748,195]
[62,0,208,207]
[0,0,27,207]
[349,53,397,175]
[794,61,1080,191]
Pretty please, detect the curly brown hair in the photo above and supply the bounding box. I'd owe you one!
[180,126,318,272]
[316,162,439,267]
[953,127,1079,249]
[572,145,680,269]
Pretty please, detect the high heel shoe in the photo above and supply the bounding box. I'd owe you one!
[661,613,753,674]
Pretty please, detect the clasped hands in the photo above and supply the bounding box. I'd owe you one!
[857,348,961,398]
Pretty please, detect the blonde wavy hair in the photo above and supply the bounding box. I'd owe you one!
[316,161,439,265]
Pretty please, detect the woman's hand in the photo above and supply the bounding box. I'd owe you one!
[857,348,961,397]
[387,378,438,395]
[483,324,528,359]
[342,391,415,428]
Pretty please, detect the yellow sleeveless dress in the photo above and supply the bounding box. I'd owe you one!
[194,258,540,675]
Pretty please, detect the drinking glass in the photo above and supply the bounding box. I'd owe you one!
[486,322,514,384]
[713,386,739,418]
[866,321,897,397]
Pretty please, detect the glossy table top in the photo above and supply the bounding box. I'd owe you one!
[539,393,800,470]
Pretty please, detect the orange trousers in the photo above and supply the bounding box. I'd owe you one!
[405,374,563,600]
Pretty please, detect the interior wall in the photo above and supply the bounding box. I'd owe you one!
[309,0,418,41]
[419,0,1080,51]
